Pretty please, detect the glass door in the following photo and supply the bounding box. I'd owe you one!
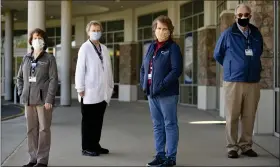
[274,0,280,135]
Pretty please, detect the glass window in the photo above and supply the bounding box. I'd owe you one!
[14,30,27,37]
[138,29,143,40]
[46,28,55,37]
[180,20,185,34]
[55,37,61,47]
[138,14,153,27]
[198,14,204,28]
[184,18,192,33]
[99,19,124,99]
[153,10,168,19]
[47,37,55,47]
[55,27,61,36]
[100,33,106,44]
[72,25,75,36]
[107,20,124,31]
[107,33,114,43]
[180,86,193,104]
[193,15,198,30]
[143,27,152,40]
[180,2,193,18]
[101,22,106,32]
[193,0,204,14]
[179,1,204,105]
[113,44,120,83]
[114,32,124,43]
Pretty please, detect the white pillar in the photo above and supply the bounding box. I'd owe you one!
[204,1,216,27]
[124,9,136,42]
[60,0,72,106]
[4,10,13,101]
[27,0,46,52]
[168,1,180,36]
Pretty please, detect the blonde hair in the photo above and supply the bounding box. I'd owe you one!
[85,20,103,33]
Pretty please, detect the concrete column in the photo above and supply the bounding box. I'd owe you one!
[119,9,138,102]
[124,9,135,42]
[28,0,46,53]
[197,1,217,110]
[119,42,139,102]
[168,1,180,36]
[74,16,87,47]
[60,0,72,106]
[248,0,274,134]
[4,10,13,101]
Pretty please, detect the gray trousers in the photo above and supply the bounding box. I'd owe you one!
[25,105,52,165]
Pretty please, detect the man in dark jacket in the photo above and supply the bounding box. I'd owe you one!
[214,3,263,159]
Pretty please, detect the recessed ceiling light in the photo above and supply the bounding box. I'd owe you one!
[121,6,123,8]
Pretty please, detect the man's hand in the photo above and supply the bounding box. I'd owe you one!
[44,103,53,111]
[79,91,85,97]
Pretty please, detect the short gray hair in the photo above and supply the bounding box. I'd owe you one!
[85,20,103,33]
[235,3,251,15]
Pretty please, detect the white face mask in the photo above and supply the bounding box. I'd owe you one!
[32,39,44,51]
[90,32,102,41]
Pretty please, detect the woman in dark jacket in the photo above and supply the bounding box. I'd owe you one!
[140,15,183,167]
[17,28,58,167]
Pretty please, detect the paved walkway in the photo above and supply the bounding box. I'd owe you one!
[2,101,279,166]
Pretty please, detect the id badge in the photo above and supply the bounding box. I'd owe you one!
[148,73,152,79]
[29,76,36,83]
[245,49,253,56]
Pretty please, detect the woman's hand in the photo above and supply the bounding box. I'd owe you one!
[44,103,53,111]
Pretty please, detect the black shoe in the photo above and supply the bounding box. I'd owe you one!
[23,162,37,167]
[98,147,109,154]
[228,150,239,158]
[159,159,176,167]
[82,150,100,156]
[146,155,166,167]
[33,163,48,167]
[242,149,258,157]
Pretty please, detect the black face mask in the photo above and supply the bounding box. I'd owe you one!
[237,18,250,27]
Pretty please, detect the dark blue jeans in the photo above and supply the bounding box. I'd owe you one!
[148,95,179,161]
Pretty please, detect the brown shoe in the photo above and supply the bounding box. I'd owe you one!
[242,149,258,157]
[228,150,239,158]
[23,162,37,167]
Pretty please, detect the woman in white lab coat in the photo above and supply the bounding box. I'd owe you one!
[75,20,114,157]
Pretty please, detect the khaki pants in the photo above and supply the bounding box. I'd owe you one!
[223,81,260,152]
[25,105,52,165]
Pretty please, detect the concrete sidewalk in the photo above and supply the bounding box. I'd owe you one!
[2,101,279,167]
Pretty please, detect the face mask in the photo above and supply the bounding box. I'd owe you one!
[237,18,250,27]
[155,29,170,42]
[90,32,102,41]
[32,39,44,51]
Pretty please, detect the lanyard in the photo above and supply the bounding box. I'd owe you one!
[89,40,103,65]
[30,51,44,76]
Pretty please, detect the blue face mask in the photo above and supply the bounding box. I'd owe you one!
[90,32,102,41]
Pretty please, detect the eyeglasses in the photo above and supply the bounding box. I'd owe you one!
[236,13,250,18]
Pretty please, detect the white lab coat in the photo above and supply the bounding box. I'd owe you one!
[75,40,114,104]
